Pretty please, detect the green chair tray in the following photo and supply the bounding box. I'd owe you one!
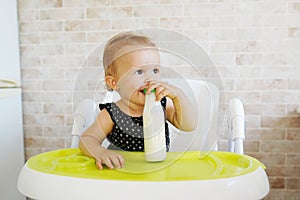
[26,148,265,181]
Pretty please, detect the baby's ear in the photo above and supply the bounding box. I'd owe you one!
[105,76,118,90]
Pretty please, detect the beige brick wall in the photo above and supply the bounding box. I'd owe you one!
[18,0,300,199]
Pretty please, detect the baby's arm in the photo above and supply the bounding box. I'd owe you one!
[144,81,197,131]
[79,109,124,169]
[165,91,197,131]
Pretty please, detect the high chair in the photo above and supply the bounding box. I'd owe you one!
[18,79,269,200]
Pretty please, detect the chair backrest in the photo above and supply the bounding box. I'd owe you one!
[71,79,220,153]
[166,79,219,152]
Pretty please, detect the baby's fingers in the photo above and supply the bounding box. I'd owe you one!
[155,87,167,100]
[144,81,159,93]
[96,157,114,169]
[109,155,124,169]
[96,159,103,170]
[96,154,125,170]
[116,154,125,168]
[102,156,115,169]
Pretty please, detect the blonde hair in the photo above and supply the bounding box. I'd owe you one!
[103,32,156,77]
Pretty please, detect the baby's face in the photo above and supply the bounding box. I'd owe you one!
[113,46,161,105]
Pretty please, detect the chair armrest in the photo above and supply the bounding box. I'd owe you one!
[71,99,98,148]
[228,98,245,154]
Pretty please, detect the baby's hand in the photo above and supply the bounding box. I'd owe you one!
[95,149,125,170]
[144,81,177,101]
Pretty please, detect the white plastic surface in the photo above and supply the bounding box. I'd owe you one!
[18,163,269,200]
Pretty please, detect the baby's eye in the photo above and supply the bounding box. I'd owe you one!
[135,69,143,75]
[153,68,160,74]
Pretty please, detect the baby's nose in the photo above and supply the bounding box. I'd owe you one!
[145,77,153,83]
[144,72,154,82]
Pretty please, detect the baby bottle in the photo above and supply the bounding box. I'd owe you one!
[143,89,166,162]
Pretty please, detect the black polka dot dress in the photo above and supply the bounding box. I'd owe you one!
[99,97,170,152]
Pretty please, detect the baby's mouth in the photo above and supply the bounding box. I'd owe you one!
[139,87,147,94]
